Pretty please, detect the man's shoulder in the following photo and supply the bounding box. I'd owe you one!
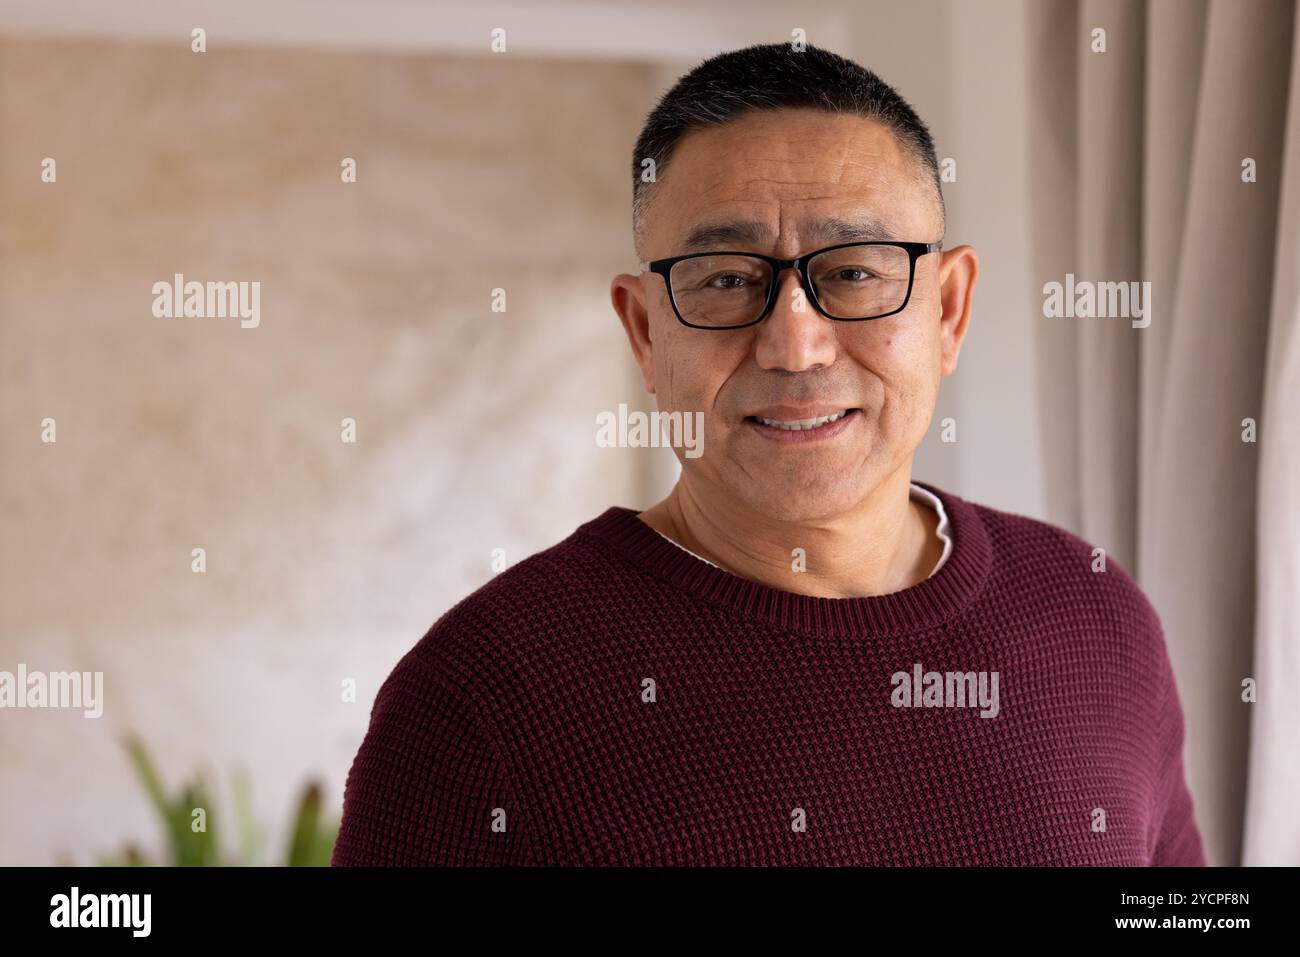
[957,491,1167,642]
[402,509,631,680]
[966,494,1133,574]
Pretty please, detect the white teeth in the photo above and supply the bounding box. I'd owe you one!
[755,410,849,430]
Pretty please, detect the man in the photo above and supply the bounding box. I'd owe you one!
[332,43,1205,866]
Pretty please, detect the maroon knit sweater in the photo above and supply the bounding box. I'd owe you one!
[332,481,1206,866]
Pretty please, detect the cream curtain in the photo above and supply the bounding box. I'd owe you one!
[1027,0,1298,865]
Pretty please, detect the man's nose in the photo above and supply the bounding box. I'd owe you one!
[753,268,838,373]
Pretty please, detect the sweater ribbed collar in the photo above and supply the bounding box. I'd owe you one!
[575,480,993,638]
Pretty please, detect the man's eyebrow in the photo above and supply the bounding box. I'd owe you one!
[800,216,896,244]
[679,219,773,252]
[677,216,897,253]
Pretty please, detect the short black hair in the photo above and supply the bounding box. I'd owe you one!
[631,43,943,252]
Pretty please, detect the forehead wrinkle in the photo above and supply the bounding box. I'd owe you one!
[695,162,895,208]
[699,174,849,196]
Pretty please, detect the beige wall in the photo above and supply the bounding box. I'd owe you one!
[0,38,658,865]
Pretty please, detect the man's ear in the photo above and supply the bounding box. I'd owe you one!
[610,273,657,394]
[937,245,978,376]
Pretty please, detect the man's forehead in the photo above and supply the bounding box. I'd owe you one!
[671,110,908,190]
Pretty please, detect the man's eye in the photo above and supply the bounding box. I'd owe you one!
[828,267,877,282]
[708,273,753,289]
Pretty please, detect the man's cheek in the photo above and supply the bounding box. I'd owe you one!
[662,354,709,411]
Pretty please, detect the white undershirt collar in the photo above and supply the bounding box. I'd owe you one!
[648,482,954,578]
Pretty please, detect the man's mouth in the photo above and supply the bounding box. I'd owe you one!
[742,406,861,440]
[748,410,852,431]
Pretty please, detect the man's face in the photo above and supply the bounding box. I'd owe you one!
[618,108,968,523]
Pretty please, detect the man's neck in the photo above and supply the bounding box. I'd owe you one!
[637,471,943,599]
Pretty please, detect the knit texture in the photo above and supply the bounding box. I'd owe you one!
[332,481,1206,866]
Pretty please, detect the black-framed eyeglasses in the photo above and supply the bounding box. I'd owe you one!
[641,240,942,329]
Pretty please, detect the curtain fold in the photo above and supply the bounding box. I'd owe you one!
[1077,0,1143,569]
[1243,9,1300,866]
[1028,0,1298,866]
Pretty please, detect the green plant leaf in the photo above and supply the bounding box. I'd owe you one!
[110,736,336,867]
[286,782,323,867]
[124,736,171,823]
[231,769,260,866]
